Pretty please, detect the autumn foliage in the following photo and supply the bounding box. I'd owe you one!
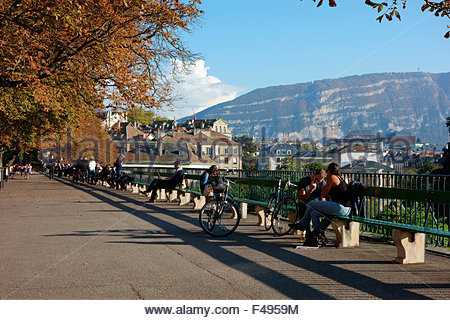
[306,0,450,38]
[0,0,202,153]
[40,114,118,165]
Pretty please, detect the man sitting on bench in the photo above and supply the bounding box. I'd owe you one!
[142,160,185,203]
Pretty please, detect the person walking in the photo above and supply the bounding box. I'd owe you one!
[88,158,96,185]
[25,163,31,180]
[57,158,64,177]
[48,156,57,179]
[40,159,45,173]
[114,154,124,186]
[4,165,9,182]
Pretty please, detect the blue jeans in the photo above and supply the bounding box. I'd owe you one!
[88,170,95,184]
[299,200,351,232]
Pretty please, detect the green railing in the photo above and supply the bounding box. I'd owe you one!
[125,166,450,247]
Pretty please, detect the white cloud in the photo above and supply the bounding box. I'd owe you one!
[162,60,244,119]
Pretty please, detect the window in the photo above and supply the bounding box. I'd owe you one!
[281,150,286,155]
[233,147,238,154]
[287,150,291,155]
[225,157,229,164]
[233,157,237,164]
[276,150,280,155]
[224,147,228,154]
[206,147,212,155]
[217,147,220,154]
[163,150,169,155]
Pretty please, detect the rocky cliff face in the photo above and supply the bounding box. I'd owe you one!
[186,72,450,143]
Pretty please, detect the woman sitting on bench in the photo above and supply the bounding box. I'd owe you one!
[200,165,218,194]
[142,160,185,203]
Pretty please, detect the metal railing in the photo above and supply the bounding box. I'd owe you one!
[125,166,450,247]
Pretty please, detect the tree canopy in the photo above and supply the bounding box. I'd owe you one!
[40,113,118,165]
[233,135,258,170]
[306,0,450,38]
[279,156,326,172]
[432,116,450,174]
[0,0,202,153]
[128,107,169,125]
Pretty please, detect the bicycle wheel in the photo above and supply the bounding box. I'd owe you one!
[264,196,276,231]
[199,200,217,232]
[199,200,241,237]
[271,197,298,236]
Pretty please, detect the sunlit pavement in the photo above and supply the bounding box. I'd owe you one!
[0,174,449,300]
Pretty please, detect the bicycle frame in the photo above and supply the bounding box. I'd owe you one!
[267,177,283,203]
[214,175,241,219]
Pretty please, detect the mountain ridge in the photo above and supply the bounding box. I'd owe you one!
[179,72,450,143]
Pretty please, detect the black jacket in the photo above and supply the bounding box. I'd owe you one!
[167,168,185,188]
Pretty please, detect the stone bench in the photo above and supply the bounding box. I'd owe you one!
[328,186,450,264]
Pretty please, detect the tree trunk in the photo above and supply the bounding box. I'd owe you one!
[6,150,22,167]
[7,154,16,167]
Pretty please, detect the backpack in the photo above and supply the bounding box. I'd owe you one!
[210,175,225,193]
[200,172,208,189]
[347,181,365,217]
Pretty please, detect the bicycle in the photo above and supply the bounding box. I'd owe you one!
[199,173,241,237]
[263,176,283,231]
[271,178,299,236]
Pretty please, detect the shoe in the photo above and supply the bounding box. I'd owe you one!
[310,230,328,247]
[317,231,328,246]
[147,199,155,203]
[320,218,331,231]
[303,232,320,247]
[288,222,305,231]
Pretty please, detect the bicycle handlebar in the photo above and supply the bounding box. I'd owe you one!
[285,180,298,188]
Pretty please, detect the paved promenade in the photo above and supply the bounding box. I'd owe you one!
[0,173,449,300]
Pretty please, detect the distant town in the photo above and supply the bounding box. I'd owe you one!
[99,109,447,174]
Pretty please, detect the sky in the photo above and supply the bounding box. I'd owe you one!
[158,0,450,119]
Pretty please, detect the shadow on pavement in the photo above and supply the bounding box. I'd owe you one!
[50,177,438,299]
